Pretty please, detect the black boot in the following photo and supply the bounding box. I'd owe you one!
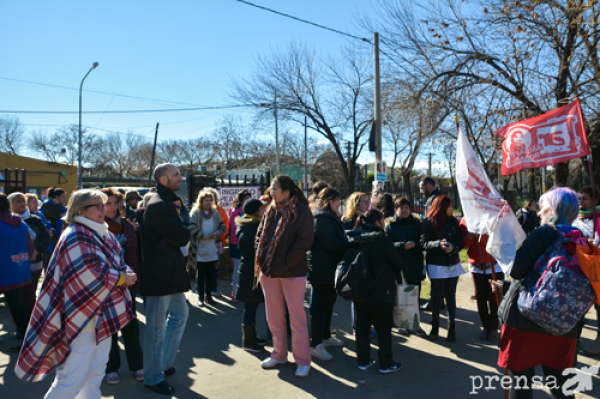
[243,324,264,352]
[446,322,456,343]
[252,322,268,346]
[205,294,215,305]
[429,321,439,341]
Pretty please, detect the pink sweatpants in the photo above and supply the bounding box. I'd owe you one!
[260,274,311,367]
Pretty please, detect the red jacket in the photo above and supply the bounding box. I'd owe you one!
[459,218,495,265]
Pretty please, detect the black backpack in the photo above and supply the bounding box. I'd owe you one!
[335,246,371,300]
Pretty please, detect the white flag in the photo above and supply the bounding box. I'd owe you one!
[455,125,526,274]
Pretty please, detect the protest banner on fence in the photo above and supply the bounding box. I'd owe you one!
[495,99,589,175]
[218,187,260,211]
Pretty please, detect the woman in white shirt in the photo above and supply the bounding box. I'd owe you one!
[187,189,226,307]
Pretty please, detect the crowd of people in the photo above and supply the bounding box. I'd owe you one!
[1,163,599,398]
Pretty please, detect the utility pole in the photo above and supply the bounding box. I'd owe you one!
[428,152,432,176]
[274,90,281,176]
[374,32,382,167]
[304,116,308,190]
[148,122,159,186]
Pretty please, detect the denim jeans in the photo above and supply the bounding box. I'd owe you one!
[143,293,189,386]
[243,302,259,326]
[309,283,337,346]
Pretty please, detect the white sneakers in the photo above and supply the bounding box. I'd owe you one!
[261,356,310,378]
[311,344,333,361]
[322,337,344,347]
[260,357,288,369]
[295,365,310,378]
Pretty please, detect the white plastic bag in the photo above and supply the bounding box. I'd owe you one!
[393,272,421,332]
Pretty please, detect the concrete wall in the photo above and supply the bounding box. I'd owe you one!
[0,152,78,198]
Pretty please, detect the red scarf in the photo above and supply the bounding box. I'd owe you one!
[255,195,299,276]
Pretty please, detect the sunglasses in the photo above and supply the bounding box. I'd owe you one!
[174,205,182,209]
[85,203,107,211]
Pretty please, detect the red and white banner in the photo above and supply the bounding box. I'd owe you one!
[495,99,589,176]
[456,125,526,274]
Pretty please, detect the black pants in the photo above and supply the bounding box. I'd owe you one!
[472,272,504,331]
[430,277,458,325]
[509,366,573,399]
[106,296,143,373]
[354,301,394,368]
[42,252,52,271]
[4,286,31,335]
[310,283,337,347]
[197,261,216,300]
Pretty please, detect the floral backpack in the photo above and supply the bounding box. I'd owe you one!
[517,226,596,336]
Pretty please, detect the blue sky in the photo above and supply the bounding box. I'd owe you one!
[1,0,448,172]
[1,1,372,137]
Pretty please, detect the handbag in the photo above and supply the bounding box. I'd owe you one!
[393,272,420,332]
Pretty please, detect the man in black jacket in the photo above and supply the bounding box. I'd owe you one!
[419,176,440,221]
[140,163,191,395]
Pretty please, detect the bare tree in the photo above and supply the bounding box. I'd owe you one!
[29,124,97,166]
[362,0,600,187]
[0,115,25,155]
[231,41,373,191]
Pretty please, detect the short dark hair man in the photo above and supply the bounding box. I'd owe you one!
[125,189,142,221]
[140,163,191,395]
[516,199,539,235]
[419,176,440,220]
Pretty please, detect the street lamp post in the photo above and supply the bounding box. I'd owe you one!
[78,62,99,189]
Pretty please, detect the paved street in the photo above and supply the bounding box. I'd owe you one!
[1,274,599,398]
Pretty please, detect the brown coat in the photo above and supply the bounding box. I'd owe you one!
[256,201,314,278]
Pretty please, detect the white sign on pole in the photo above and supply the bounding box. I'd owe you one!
[375,160,387,182]
[218,187,260,212]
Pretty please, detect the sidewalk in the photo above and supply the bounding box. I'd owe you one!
[1,274,599,398]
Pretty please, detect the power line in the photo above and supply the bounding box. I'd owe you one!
[236,0,372,44]
[0,104,260,115]
[0,76,207,107]
[235,0,404,70]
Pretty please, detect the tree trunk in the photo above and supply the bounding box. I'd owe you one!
[554,161,570,187]
[527,170,536,200]
[402,173,412,203]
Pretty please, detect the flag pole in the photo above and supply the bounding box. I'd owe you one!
[588,154,597,239]
[455,115,501,306]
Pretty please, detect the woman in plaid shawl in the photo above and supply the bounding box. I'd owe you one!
[15,189,137,399]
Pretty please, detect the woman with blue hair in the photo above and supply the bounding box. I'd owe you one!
[491,187,585,399]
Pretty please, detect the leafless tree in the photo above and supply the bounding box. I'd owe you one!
[231,41,373,191]
[0,115,26,155]
[29,124,97,166]
[362,0,600,189]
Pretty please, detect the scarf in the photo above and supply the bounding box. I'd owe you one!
[245,214,262,224]
[105,216,123,235]
[202,209,212,220]
[255,195,299,276]
[18,209,31,220]
[579,205,600,219]
[73,216,109,237]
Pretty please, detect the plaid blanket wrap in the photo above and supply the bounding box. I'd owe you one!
[14,222,134,382]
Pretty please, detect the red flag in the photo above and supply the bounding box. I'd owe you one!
[495,99,589,176]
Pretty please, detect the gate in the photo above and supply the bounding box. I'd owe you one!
[186,172,271,282]
[2,169,27,195]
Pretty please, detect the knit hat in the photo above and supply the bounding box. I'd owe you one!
[243,198,263,216]
[125,190,142,201]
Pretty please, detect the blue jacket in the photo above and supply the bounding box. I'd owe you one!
[37,203,65,253]
[0,214,32,291]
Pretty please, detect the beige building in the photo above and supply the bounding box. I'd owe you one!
[0,152,78,198]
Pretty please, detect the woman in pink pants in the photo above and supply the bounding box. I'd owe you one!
[255,175,314,378]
